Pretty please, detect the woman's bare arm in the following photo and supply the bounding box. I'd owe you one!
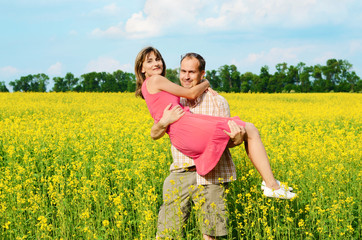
[148,75,209,99]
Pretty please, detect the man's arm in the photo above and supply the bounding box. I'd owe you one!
[150,103,184,140]
[213,93,246,148]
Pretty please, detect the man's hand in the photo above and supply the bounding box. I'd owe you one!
[224,120,246,148]
[150,103,185,140]
[158,103,185,127]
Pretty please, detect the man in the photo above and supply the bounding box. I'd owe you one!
[151,53,246,239]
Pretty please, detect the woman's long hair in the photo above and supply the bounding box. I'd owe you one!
[135,46,166,99]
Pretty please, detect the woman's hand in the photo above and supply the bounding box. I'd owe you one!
[206,87,218,96]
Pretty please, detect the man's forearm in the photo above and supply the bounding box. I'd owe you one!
[150,103,185,140]
[150,120,168,140]
[214,94,245,148]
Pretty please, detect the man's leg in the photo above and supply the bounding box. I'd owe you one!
[156,171,197,239]
[193,183,229,239]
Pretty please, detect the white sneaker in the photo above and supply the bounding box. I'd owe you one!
[261,180,293,191]
[263,186,296,199]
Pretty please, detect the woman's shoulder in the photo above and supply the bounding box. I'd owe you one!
[148,74,165,82]
[145,75,166,94]
[147,75,168,89]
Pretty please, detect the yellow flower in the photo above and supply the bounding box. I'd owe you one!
[102,220,110,227]
[3,221,11,229]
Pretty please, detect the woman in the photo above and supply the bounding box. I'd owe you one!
[135,46,296,199]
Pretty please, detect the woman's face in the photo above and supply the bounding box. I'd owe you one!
[141,51,164,78]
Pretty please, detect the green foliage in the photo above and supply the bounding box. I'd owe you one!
[5,59,361,93]
[75,71,136,92]
[0,81,9,92]
[9,74,49,92]
[53,72,79,92]
[166,68,180,84]
[206,70,221,90]
[218,65,241,92]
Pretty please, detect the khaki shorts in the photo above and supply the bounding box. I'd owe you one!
[157,171,229,238]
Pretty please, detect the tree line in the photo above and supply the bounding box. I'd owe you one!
[1,58,361,93]
[2,70,136,93]
[207,59,361,93]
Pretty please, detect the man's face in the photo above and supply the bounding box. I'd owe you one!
[179,57,205,89]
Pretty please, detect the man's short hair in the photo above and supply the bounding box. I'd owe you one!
[181,53,206,72]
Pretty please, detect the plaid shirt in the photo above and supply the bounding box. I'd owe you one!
[169,91,237,185]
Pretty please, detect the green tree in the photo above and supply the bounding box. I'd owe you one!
[9,74,48,92]
[80,72,101,92]
[64,72,79,91]
[344,71,360,92]
[312,65,325,92]
[0,81,9,92]
[31,73,49,92]
[53,77,66,92]
[126,73,136,92]
[9,75,32,92]
[99,72,118,92]
[113,70,135,92]
[336,60,355,92]
[113,70,127,92]
[356,77,362,92]
[285,65,299,92]
[166,68,179,84]
[339,60,352,82]
[218,65,240,92]
[268,63,287,93]
[322,59,340,91]
[240,72,258,93]
[253,66,270,93]
[299,64,312,93]
[206,70,221,90]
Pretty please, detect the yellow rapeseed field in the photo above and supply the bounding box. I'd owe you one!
[0,92,361,239]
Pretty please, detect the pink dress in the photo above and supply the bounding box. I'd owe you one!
[142,80,246,175]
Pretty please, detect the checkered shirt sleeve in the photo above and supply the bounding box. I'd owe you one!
[169,92,237,185]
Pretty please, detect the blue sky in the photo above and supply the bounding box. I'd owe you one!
[1,0,361,90]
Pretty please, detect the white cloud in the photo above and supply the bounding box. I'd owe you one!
[124,11,162,39]
[90,0,359,39]
[47,62,63,76]
[91,22,125,38]
[245,47,302,65]
[229,46,314,73]
[230,43,357,74]
[91,0,207,39]
[0,66,19,77]
[88,3,121,17]
[198,0,351,30]
[85,57,131,73]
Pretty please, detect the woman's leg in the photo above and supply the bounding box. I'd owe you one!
[243,122,280,189]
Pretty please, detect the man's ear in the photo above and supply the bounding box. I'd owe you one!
[201,70,206,79]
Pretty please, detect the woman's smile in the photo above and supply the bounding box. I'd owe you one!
[142,51,164,77]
